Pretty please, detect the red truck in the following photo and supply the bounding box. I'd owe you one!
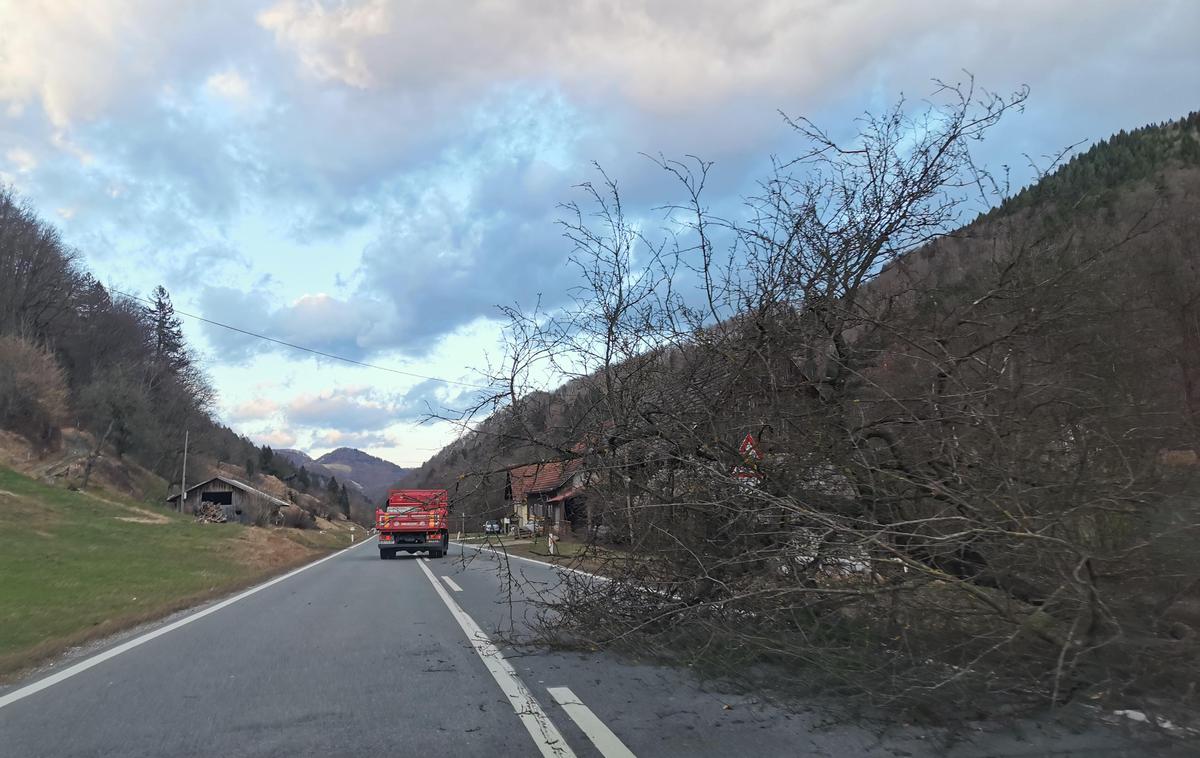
[376,489,450,560]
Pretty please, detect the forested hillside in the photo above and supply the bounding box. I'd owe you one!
[994,110,1200,216]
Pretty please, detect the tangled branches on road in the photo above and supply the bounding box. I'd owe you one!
[458,81,1200,724]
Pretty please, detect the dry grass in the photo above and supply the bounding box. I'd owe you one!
[232,526,318,570]
[0,427,170,506]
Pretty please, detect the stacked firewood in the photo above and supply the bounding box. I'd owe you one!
[194,503,228,523]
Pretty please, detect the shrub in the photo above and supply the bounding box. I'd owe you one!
[279,504,315,529]
[0,335,69,448]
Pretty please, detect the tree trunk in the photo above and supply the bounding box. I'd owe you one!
[80,418,115,490]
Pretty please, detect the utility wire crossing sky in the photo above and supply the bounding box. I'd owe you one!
[113,289,489,390]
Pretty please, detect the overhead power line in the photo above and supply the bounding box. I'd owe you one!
[111,288,489,390]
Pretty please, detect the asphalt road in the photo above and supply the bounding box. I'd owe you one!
[0,538,1184,757]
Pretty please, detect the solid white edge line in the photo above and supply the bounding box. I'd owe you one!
[415,558,576,758]
[0,535,377,710]
[450,541,610,582]
[440,575,464,592]
[547,686,638,758]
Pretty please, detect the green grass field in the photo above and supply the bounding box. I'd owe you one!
[0,466,325,680]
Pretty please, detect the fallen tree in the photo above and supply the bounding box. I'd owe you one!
[447,85,1200,725]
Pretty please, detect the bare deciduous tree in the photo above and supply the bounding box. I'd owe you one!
[439,82,1199,725]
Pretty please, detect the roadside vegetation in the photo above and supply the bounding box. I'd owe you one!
[0,465,349,681]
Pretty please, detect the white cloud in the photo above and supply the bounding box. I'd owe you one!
[287,386,394,430]
[196,287,387,361]
[252,0,1197,121]
[205,69,252,102]
[284,382,452,431]
[5,148,37,173]
[254,428,298,448]
[285,293,380,349]
[228,397,281,422]
[312,429,398,449]
[0,1,248,127]
[257,0,388,89]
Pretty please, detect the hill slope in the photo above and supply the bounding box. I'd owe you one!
[274,448,338,481]
[314,447,410,503]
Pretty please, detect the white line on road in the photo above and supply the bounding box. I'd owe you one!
[451,541,610,582]
[0,536,377,711]
[415,558,576,758]
[441,575,464,592]
[547,687,637,758]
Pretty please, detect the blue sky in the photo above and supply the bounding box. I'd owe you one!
[1,0,1197,466]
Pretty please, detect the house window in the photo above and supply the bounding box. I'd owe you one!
[202,491,233,505]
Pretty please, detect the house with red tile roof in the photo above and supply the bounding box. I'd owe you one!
[506,444,589,537]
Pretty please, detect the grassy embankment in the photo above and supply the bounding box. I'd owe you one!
[0,465,346,681]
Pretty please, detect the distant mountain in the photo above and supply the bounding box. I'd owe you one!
[274,449,339,481]
[273,447,409,502]
[276,448,314,466]
[313,448,410,504]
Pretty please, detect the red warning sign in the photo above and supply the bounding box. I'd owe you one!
[733,433,763,480]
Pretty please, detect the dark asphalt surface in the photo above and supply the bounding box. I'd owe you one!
[0,537,1188,757]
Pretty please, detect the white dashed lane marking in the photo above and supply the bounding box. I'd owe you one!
[416,557,576,757]
[547,686,637,758]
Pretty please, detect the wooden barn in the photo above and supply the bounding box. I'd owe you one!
[166,475,290,524]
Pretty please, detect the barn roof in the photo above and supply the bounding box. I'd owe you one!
[166,475,291,508]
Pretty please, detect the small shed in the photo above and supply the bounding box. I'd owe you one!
[166,475,290,524]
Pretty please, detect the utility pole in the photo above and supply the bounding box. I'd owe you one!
[179,429,189,513]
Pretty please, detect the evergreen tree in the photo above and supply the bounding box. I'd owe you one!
[149,285,186,374]
[1182,133,1200,165]
[297,466,311,489]
[992,111,1200,219]
[258,445,274,475]
[338,483,351,516]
